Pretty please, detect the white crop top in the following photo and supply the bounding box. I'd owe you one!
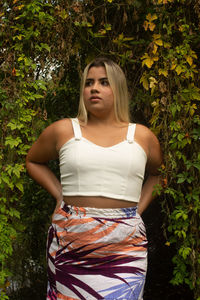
[59,118,147,202]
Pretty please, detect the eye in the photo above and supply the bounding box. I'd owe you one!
[85,80,93,87]
[101,79,109,86]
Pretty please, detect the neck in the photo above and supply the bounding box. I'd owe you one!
[87,114,118,126]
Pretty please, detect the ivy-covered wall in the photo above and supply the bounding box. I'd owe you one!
[0,0,199,299]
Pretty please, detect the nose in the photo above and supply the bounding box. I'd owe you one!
[91,88,99,94]
[91,81,99,93]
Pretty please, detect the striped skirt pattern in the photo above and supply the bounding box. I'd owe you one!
[46,201,148,300]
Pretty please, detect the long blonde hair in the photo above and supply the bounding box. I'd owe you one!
[77,57,130,123]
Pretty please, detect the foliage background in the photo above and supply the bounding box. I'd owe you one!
[0,0,199,299]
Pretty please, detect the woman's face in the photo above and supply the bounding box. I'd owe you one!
[83,66,115,118]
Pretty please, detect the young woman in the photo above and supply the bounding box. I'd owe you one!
[26,57,162,300]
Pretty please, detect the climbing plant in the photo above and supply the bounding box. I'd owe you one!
[0,1,53,298]
[0,0,199,299]
[140,1,200,298]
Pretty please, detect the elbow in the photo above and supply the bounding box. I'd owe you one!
[25,151,36,174]
[25,154,32,175]
[25,151,29,167]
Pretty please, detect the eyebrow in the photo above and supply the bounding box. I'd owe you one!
[86,77,108,81]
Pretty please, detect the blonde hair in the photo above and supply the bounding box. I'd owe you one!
[77,57,130,123]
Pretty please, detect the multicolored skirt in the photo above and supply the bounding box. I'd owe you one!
[46,201,148,300]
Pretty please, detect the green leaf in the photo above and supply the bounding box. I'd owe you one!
[177,177,185,184]
[37,80,47,91]
[7,120,24,130]
[5,136,22,149]
[16,182,24,193]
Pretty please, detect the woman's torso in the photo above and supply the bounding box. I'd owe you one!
[55,118,149,208]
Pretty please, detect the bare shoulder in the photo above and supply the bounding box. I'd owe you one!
[39,118,71,141]
[135,124,162,174]
[26,118,73,163]
[51,118,72,136]
[136,123,160,147]
[135,123,156,139]
[45,118,71,132]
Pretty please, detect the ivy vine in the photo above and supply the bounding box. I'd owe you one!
[0,0,199,298]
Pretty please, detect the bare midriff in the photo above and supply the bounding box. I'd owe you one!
[63,195,138,208]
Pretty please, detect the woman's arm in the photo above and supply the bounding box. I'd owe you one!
[26,122,63,203]
[137,129,162,215]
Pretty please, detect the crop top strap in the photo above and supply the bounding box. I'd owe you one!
[126,123,136,143]
[71,118,82,140]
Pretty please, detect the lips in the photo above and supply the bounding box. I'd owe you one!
[89,95,101,100]
[89,95,102,103]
